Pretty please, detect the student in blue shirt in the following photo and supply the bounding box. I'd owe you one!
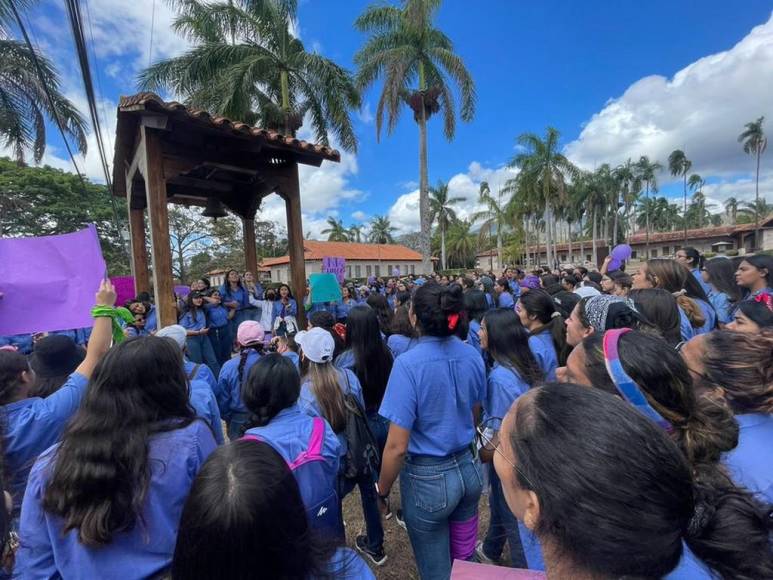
[701,258,741,326]
[16,336,217,579]
[0,280,114,518]
[204,289,232,365]
[336,285,358,322]
[676,247,712,295]
[242,355,341,530]
[563,330,773,579]
[494,277,515,310]
[218,321,266,440]
[376,283,485,580]
[735,255,773,301]
[516,289,567,380]
[493,384,772,580]
[171,439,375,580]
[179,292,221,377]
[476,308,543,569]
[463,290,489,357]
[272,284,298,334]
[386,304,418,359]
[220,270,250,332]
[0,334,33,355]
[682,331,773,504]
[242,271,264,322]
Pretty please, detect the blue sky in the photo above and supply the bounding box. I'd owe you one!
[12,1,773,237]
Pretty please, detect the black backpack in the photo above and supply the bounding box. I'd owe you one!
[340,371,381,480]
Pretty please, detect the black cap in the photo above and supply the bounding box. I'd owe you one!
[29,335,85,378]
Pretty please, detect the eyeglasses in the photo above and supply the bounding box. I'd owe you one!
[476,417,535,489]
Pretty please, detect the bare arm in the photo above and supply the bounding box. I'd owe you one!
[74,279,116,378]
[377,423,411,496]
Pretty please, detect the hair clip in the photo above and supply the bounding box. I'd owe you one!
[753,292,773,312]
[603,328,672,432]
[447,312,460,331]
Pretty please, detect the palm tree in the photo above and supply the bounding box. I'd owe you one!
[612,159,640,245]
[737,198,773,224]
[473,181,511,271]
[738,117,767,249]
[139,0,360,151]
[0,0,87,163]
[348,224,365,243]
[511,127,576,268]
[724,197,739,225]
[668,150,692,242]
[428,180,463,270]
[445,219,476,269]
[687,174,705,228]
[320,217,349,241]
[368,215,397,244]
[354,0,475,273]
[635,156,662,260]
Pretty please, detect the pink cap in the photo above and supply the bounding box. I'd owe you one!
[237,321,265,346]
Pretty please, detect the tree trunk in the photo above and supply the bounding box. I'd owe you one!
[418,104,432,274]
[612,192,619,247]
[592,208,599,266]
[496,228,503,272]
[755,147,761,251]
[645,182,651,260]
[544,197,552,267]
[535,225,541,267]
[440,221,446,271]
[683,173,688,243]
[280,70,291,135]
[567,226,573,265]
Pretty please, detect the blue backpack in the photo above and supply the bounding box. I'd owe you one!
[244,417,341,534]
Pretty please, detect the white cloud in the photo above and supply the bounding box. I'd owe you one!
[357,102,374,124]
[351,210,368,221]
[565,12,773,186]
[387,162,517,235]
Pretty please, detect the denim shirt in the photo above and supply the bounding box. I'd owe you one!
[205,304,230,328]
[219,284,250,311]
[217,349,262,420]
[179,309,206,331]
[189,379,225,445]
[707,289,732,325]
[16,420,217,580]
[724,413,773,503]
[3,372,89,514]
[497,291,515,310]
[379,336,485,457]
[486,363,530,430]
[387,334,418,359]
[334,350,356,371]
[318,548,375,579]
[528,331,557,382]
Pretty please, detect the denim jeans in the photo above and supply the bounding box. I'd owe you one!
[185,334,220,377]
[400,448,483,580]
[208,325,232,366]
[367,411,389,457]
[482,463,526,567]
[227,411,250,441]
[338,472,384,551]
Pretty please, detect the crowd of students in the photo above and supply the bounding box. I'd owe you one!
[0,249,770,579]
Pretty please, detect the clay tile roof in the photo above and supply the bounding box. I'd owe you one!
[260,241,423,267]
[116,92,341,163]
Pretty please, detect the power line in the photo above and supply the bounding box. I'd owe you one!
[148,0,156,68]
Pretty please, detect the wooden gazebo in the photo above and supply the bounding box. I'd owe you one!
[112,93,340,328]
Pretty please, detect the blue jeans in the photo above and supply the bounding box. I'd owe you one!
[208,325,232,365]
[400,448,483,580]
[338,471,384,551]
[186,335,220,378]
[367,411,389,457]
[482,463,526,567]
[227,411,250,440]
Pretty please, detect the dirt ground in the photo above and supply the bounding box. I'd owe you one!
[341,481,493,580]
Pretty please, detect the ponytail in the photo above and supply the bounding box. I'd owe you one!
[674,292,706,328]
[520,290,569,364]
[303,363,346,432]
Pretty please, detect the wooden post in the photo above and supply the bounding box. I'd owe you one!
[282,163,307,330]
[141,127,177,327]
[128,205,150,295]
[243,217,258,274]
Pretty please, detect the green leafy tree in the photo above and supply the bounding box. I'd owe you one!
[724,197,739,225]
[668,149,692,242]
[473,180,511,270]
[635,156,662,259]
[445,219,476,269]
[428,180,463,270]
[320,217,350,241]
[140,0,360,150]
[0,0,87,162]
[354,0,475,273]
[738,117,767,249]
[368,215,397,244]
[348,224,365,243]
[737,198,773,224]
[0,157,128,273]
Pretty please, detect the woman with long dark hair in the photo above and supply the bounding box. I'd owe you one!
[219,269,250,331]
[171,440,373,579]
[16,336,217,578]
[702,258,742,325]
[632,259,716,340]
[516,289,567,377]
[629,288,683,348]
[727,292,773,332]
[366,293,393,337]
[336,285,357,323]
[376,282,485,579]
[387,304,417,359]
[494,383,772,580]
[179,292,220,377]
[476,308,542,568]
[271,284,298,336]
[562,329,773,578]
[0,280,114,519]
[464,290,489,356]
[735,254,772,300]
[564,294,645,347]
[676,246,711,294]
[217,321,265,439]
[681,330,773,504]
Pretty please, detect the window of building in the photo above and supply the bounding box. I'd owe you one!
[586,254,591,262]
[375,265,381,277]
[366,265,372,276]
[631,250,637,259]
[386,264,392,275]
[355,265,361,277]
[651,249,658,258]
[411,265,415,275]
[347,266,352,278]
[662,246,670,255]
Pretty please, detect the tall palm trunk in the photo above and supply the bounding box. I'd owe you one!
[592,207,599,266]
[535,225,541,267]
[544,197,552,267]
[440,221,447,271]
[579,221,585,265]
[612,192,619,247]
[417,65,432,274]
[280,69,291,135]
[682,173,688,243]
[645,181,651,260]
[567,224,573,264]
[755,146,761,250]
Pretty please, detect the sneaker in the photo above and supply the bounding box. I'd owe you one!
[474,540,498,565]
[355,535,388,566]
[394,509,407,530]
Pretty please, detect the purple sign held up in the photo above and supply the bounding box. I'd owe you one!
[111,276,136,307]
[322,256,346,284]
[0,225,106,335]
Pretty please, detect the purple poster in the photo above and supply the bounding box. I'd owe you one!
[322,256,346,284]
[174,285,191,298]
[111,276,136,307]
[0,225,106,335]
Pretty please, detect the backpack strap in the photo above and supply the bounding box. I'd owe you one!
[242,434,262,442]
[288,417,325,470]
[188,363,202,381]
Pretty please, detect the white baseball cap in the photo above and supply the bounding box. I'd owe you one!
[156,325,187,350]
[574,286,601,299]
[295,327,334,364]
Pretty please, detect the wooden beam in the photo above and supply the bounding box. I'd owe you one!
[281,163,307,329]
[128,204,150,295]
[167,175,234,193]
[142,127,177,328]
[243,217,258,275]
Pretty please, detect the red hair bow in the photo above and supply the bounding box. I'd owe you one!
[447,313,460,331]
[333,322,347,341]
[753,292,773,312]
